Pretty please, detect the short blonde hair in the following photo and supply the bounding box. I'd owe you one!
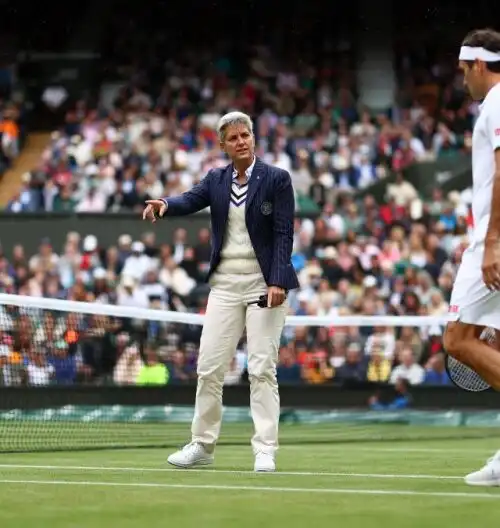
[217,111,253,141]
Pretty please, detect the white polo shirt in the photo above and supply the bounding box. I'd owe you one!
[471,82,500,244]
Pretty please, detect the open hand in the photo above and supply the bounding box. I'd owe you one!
[142,200,167,223]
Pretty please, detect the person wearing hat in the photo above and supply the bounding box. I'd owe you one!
[117,275,149,309]
[80,235,100,271]
[47,340,77,385]
[92,267,114,304]
[121,241,152,282]
[143,111,298,472]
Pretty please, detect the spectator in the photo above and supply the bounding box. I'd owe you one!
[423,353,451,385]
[52,185,77,212]
[114,343,144,386]
[117,276,149,309]
[389,348,425,385]
[0,103,21,173]
[369,379,412,410]
[136,345,169,386]
[26,348,55,386]
[0,345,10,385]
[193,228,212,280]
[166,349,194,384]
[366,347,392,383]
[121,241,152,282]
[386,172,418,208]
[335,343,367,382]
[276,345,303,384]
[29,238,59,274]
[48,340,79,385]
[159,257,196,298]
[365,327,396,360]
[302,349,334,384]
[75,182,107,212]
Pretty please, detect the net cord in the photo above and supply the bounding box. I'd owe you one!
[0,293,449,327]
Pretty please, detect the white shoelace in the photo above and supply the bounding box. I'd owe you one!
[182,442,202,454]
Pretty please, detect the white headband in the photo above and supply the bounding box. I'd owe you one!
[459,46,500,62]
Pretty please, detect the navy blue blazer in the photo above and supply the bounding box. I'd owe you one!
[161,157,299,291]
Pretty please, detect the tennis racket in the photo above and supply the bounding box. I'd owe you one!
[445,327,495,392]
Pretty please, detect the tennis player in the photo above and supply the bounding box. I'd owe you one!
[444,28,500,486]
[143,111,299,472]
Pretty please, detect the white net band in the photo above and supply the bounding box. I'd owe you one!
[0,293,449,328]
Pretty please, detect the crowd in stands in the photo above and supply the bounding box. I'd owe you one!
[0,185,466,388]
[6,33,476,215]
[0,94,22,179]
[0,21,479,389]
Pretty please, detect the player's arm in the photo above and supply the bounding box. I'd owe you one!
[160,171,212,216]
[143,171,212,222]
[482,117,500,290]
[485,117,500,243]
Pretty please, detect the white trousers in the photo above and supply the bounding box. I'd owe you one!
[191,271,287,455]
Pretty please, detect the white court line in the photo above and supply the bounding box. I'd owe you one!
[0,479,498,499]
[0,464,462,480]
[288,446,494,454]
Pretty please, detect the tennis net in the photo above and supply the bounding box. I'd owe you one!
[0,293,498,453]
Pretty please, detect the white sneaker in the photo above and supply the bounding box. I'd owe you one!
[167,442,214,469]
[465,451,500,486]
[254,452,276,472]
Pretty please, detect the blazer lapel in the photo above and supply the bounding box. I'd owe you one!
[219,164,232,224]
[246,157,266,210]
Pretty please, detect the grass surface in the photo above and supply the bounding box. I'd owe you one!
[2,421,500,452]
[1,425,500,526]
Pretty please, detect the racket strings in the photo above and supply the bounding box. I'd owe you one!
[445,327,495,392]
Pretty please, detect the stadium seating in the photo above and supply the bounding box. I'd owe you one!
[0,14,475,388]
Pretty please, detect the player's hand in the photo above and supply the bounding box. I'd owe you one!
[482,241,500,290]
[142,200,167,223]
[267,286,286,307]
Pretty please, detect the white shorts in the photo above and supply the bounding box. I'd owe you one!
[448,242,500,330]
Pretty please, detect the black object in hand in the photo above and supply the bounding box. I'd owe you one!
[248,294,268,308]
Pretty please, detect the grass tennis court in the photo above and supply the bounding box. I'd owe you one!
[1,426,500,527]
[3,421,500,452]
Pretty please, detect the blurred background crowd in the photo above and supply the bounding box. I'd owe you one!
[5,32,476,215]
[0,1,484,389]
[0,97,23,180]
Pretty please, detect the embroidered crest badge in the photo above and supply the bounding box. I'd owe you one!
[261,202,273,215]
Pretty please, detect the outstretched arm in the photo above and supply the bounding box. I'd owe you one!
[161,172,212,217]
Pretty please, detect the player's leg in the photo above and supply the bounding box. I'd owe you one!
[244,273,287,472]
[446,321,500,485]
[167,274,245,468]
[444,254,500,485]
[458,327,500,486]
[444,242,500,389]
[443,321,500,389]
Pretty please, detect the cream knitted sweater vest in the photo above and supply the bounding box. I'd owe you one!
[218,180,260,274]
